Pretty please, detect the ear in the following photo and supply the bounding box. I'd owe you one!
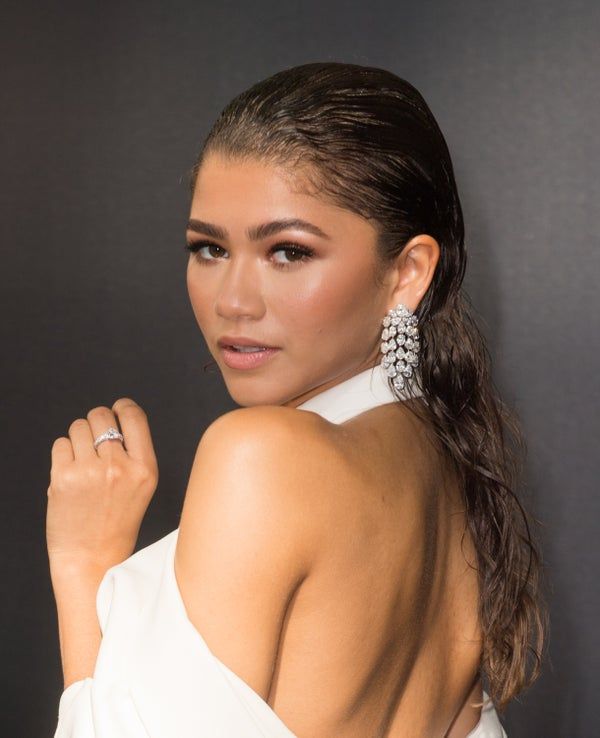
[385,234,440,312]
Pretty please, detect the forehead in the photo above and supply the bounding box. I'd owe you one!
[193,152,302,194]
[190,152,377,243]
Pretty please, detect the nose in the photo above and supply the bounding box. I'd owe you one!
[214,256,265,321]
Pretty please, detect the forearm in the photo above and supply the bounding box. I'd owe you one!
[50,561,106,691]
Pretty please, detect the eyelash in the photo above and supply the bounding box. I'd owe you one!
[183,240,315,269]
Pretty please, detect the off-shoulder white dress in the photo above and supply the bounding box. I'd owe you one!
[53,362,507,737]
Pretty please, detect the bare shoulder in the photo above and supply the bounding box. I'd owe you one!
[201,404,347,479]
[182,405,348,566]
[174,405,347,698]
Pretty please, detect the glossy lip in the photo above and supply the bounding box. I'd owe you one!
[220,345,280,370]
[217,334,279,349]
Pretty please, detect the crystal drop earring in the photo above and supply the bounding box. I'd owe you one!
[380,303,421,391]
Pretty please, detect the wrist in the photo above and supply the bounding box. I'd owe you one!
[48,554,118,585]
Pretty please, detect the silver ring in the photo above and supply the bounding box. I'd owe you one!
[93,426,125,450]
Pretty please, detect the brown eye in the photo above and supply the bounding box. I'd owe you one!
[183,240,314,268]
[270,243,315,268]
[184,241,228,261]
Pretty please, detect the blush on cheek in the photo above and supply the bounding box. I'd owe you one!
[294,273,378,363]
[314,277,366,324]
[278,282,340,337]
[284,291,352,357]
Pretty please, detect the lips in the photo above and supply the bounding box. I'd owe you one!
[219,344,281,370]
[227,345,268,352]
[217,336,279,349]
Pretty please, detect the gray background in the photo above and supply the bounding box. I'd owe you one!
[2,1,598,736]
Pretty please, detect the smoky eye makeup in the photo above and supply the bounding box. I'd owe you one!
[183,240,315,269]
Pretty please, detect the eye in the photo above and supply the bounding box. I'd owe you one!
[271,243,315,267]
[184,241,227,261]
[184,241,314,268]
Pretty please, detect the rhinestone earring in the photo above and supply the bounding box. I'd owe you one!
[380,303,421,391]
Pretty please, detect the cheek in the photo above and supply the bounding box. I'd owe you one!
[276,265,376,341]
[186,265,210,324]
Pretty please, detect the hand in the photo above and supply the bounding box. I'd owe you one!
[46,398,159,573]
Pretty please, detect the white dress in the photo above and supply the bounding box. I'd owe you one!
[53,362,508,738]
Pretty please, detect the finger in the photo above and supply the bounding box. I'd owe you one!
[112,398,156,466]
[67,418,98,460]
[51,436,74,470]
[87,406,128,459]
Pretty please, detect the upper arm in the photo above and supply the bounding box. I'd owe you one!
[174,406,326,701]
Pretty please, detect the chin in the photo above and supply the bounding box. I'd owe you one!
[219,373,286,408]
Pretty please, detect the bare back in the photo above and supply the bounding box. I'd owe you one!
[267,401,484,738]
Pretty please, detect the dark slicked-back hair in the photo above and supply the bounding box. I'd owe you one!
[187,61,547,713]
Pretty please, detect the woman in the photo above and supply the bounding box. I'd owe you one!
[47,62,546,737]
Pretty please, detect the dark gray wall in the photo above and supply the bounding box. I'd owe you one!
[2,1,598,736]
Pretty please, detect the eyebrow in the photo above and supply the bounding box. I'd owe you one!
[186,217,332,241]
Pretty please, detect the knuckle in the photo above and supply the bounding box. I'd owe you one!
[135,463,158,491]
[84,463,101,483]
[68,418,87,431]
[113,397,141,413]
[135,464,151,484]
[104,462,125,486]
[87,406,110,419]
[113,396,133,407]
[51,465,79,491]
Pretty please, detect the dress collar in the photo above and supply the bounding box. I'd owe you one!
[295,361,423,424]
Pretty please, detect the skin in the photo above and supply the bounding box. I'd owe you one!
[177,153,485,737]
[47,151,484,737]
[185,152,436,409]
[47,400,158,689]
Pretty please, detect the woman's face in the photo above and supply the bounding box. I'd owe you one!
[186,152,393,407]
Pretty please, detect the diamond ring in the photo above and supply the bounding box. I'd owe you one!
[93,426,125,450]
